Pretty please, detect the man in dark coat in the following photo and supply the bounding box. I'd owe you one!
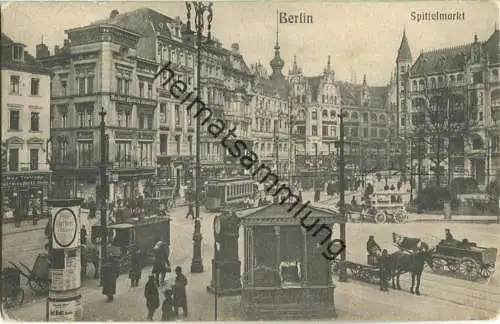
[152,242,168,286]
[129,247,143,287]
[172,266,188,317]
[366,235,382,256]
[185,199,194,220]
[145,275,159,320]
[161,288,176,321]
[102,258,120,301]
[379,249,390,292]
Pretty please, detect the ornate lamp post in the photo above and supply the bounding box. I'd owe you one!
[186,1,213,273]
[97,107,109,284]
[337,109,348,282]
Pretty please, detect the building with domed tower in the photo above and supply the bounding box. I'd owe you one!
[249,30,293,180]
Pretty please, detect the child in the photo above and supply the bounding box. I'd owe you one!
[161,288,176,321]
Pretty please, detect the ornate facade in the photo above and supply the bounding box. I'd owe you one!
[398,28,500,187]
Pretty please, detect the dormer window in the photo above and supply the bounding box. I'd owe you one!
[12,44,24,61]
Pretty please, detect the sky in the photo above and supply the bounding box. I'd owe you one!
[1,1,498,85]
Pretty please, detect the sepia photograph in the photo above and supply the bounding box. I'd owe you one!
[1,0,499,321]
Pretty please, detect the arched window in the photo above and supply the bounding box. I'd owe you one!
[371,113,377,122]
[363,112,368,123]
[298,110,305,120]
[379,114,386,123]
[322,110,328,118]
[351,112,358,120]
[312,110,317,120]
[330,110,336,119]
[412,80,417,91]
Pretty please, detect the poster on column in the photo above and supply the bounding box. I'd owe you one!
[50,248,81,291]
[51,205,81,249]
[47,294,83,321]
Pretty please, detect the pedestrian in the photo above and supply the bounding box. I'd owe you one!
[172,266,188,317]
[185,199,194,220]
[102,258,120,302]
[32,205,39,225]
[379,249,390,292]
[152,241,168,286]
[161,288,176,321]
[145,275,160,320]
[129,247,143,287]
[80,225,88,245]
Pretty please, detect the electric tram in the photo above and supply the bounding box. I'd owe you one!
[204,176,255,212]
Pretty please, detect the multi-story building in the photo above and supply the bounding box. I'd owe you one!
[220,43,254,176]
[399,28,500,188]
[250,34,292,179]
[37,9,158,201]
[1,33,52,220]
[289,55,397,185]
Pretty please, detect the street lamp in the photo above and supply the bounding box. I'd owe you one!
[186,1,213,274]
[98,107,109,285]
[337,109,348,282]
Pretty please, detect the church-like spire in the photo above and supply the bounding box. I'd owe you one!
[397,29,412,62]
[269,9,285,80]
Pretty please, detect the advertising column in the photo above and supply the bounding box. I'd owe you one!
[46,198,84,321]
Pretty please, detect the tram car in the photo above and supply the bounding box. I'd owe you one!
[204,176,255,212]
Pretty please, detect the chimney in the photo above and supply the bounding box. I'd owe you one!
[231,43,239,54]
[36,43,50,58]
[54,45,60,54]
[110,9,119,19]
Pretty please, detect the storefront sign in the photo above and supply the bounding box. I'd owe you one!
[110,94,157,107]
[50,248,81,291]
[76,131,93,140]
[52,207,79,249]
[1,173,50,188]
[47,294,82,321]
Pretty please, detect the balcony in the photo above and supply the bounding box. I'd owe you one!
[4,162,51,173]
[111,159,155,169]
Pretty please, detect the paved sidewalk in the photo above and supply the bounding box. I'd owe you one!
[2,218,49,236]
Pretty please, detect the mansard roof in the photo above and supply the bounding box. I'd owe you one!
[1,33,50,74]
[335,81,388,108]
[410,44,470,76]
[91,8,176,38]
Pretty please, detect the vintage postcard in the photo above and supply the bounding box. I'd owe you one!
[1,0,499,321]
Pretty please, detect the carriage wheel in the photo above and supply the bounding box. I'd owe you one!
[431,257,444,271]
[393,210,406,223]
[479,264,493,278]
[28,279,49,294]
[446,260,460,272]
[460,259,479,281]
[12,288,24,306]
[374,212,386,224]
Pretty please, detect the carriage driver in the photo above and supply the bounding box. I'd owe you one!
[366,235,382,256]
[445,229,454,241]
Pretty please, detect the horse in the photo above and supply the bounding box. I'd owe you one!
[81,244,100,279]
[385,242,434,295]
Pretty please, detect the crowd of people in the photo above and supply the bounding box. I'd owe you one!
[99,241,190,321]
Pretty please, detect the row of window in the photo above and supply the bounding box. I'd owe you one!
[8,110,40,132]
[159,104,193,127]
[254,142,289,153]
[297,109,393,123]
[296,125,391,138]
[7,148,39,171]
[9,76,40,96]
[159,134,193,155]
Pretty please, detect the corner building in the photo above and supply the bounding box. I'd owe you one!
[396,28,500,187]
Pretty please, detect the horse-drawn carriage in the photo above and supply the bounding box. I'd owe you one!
[86,215,171,277]
[430,239,497,281]
[347,191,408,224]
